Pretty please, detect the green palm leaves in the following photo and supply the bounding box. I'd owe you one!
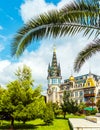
[74,39,100,72]
[11,0,100,72]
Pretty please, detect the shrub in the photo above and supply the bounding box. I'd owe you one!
[85,110,91,116]
[90,109,97,115]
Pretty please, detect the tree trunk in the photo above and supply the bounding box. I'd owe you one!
[10,116,14,130]
[23,120,26,124]
[64,112,66,119]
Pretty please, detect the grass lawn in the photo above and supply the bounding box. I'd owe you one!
[0,114,85,130]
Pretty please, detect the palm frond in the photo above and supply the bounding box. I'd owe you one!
[74,39,100,72]
[11,0,100,57]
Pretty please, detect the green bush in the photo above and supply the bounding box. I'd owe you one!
[90,109,97,115]
[85,110,91,116]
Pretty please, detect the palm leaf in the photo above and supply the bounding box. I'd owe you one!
[74,39,100,72]
[11,0,100,57]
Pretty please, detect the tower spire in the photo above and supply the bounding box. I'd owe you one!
[52,46,57,68]
[47,45,61,77]
[53,44,56,53]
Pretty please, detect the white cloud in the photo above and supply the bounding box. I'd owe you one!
[0,35,7,41]
[6,15,14,21]
[57,0,73,8]
[0,25,3,30]
[0,33,99,94]
[0,0,99,94]
[20,0,56,23]
[0,43,4,52]
[20,0,73,23]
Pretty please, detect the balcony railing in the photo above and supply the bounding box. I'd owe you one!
[84,93,95,97]
[85,102,95,106]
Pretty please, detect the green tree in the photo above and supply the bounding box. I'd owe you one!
[69,99,79,114]
[0,65,45,129]
[78,102,86,114]
[11,0,100,71]
[61,91,69,118]
[52,103,61,118]
[0,86,5,100]
[15,65,34,82]
[96,100,100,112]
[61,91,79,118]
[43,102,54,125]
[0,86,6,121]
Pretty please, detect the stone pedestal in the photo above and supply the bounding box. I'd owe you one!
[86,114,100,123]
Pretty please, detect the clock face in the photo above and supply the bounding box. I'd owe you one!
[53,73,55,76]
[47,89,52,95]
[52,71,55,76]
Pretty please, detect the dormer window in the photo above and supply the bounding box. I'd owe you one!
[83,76,86,79]
[88,82,91,86]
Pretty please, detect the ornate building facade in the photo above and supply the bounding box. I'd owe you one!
[47,48,100,106]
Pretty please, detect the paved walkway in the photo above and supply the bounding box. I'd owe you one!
[69,118,100,130]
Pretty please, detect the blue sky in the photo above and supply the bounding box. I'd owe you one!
[0,0,100,93]
[0,0,23,61]
[0,0,64,60]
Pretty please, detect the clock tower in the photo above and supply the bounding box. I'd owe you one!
[47,46,62,103]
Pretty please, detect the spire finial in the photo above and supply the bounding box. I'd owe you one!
[71,69,73,76]
[53,44,56,53]
[89,63,92,76]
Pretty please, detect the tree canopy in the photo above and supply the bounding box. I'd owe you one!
[0,65,45,128]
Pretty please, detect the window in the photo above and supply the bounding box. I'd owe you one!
[79,91,83,96]
[58,79,61,84]
[83,76,86,79]
[80,83,83,87]
[85,90,89,94]
[71,92,74,97]
[90,89,94,94]
[75,91,78,97]
[88,82,91,86]
[52,79,58,84]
